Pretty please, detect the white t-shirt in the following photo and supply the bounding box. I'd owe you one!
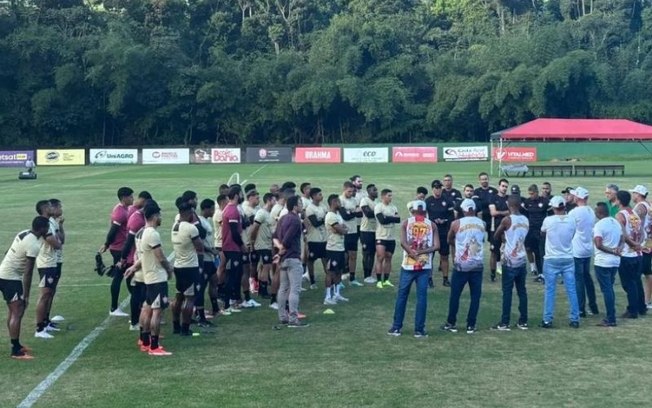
[541,215,576,259]
[593,217,622,268]
[568,205,595,258]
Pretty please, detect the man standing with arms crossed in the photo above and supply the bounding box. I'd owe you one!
[339,181,363,286]
[375,189,400,288]
[360,184,379,284]
[304,188,327,290]
[593,202,623,327]
[630,185,652,309]
[251,193,276,298]
[324,195,348,305]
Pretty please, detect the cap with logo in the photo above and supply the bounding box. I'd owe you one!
[549,196,565,209]
[511,185,521,195]
[460,199,476,212]
[569,186,589,199]
[630,185,649,197]
[431,180,443,189]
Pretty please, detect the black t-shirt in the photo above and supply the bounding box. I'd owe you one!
[489,194,509,232]
[442,188,462,204]
[474,186,497,221]
[425,195,454,232]
[522,196,550,230]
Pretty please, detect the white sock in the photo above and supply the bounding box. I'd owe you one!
[335,285,341,297]
[496,261,502,270]
[529,262,537,273]
[325,287,331,300]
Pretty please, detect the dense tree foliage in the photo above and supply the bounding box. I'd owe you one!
[0,0,650,147]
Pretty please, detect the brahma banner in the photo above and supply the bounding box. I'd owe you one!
[142,148,189,164]
[211,148,241,164]
[492,147,537,162]
[37,149,86,166]
[246,147,292,163]
[295,147,341,163]
[392,147,438,163]
[443,146,488,161]
[0,150,34,167]
[343,147,389,163]
[90,149,138,164]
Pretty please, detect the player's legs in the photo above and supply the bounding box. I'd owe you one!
[375,243,386,286]
[109,250,125,313]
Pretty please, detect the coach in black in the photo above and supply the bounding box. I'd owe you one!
[426,180,454,287]
[523,184,549,282]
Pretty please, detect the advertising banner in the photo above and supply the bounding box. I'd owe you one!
[142,148,189,165]
[246,147,292,163]
[492,147,538,162]
[295,147,341,164]
[0,150,34,167]
[190,148,212,164]
[211,148,241,164]
[443,146,488,161]
[36,149,86,166]
[90,149,138,164]
[343,147,389,163]
[391,147,438,163]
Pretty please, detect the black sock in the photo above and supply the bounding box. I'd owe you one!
[11,338,20,353]
[376,273,382,282]
[197,308,206,321]
[150,335,159,350]
[349,272,355,281]
[36,321,47,333]
[142,331,151,346]
[271,294,277,304]
[173,321,181,333]
[181,323,190,334]
[210,297,219,313]
[259,281,268,296]
[383,273,389,282]
[244,290,251,301]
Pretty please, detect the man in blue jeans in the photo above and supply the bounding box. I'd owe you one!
[540,196,579,328]
[593,202,623,327]
[388,201,439,338]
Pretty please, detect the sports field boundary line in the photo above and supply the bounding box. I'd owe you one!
[17,297,130,408]
[57,283,111,288]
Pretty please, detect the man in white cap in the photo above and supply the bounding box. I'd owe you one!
[441,199,486,334]
[387,201,439,338]
[568,187,599,317]
[540,196,579,329]
[630,185,652,309]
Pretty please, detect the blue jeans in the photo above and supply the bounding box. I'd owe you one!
[391,268,430,332]
[543,258,579,323]
[501,265,528,325]
[594,265,618,324]
[446,269,482,327]
[618,256,646,316]
[574,257,598,314]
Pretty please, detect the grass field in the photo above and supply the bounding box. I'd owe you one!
[2,160,652,408]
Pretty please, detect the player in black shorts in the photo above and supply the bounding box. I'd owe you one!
[360,184,379,283]
[426,180,455,287]
[488,179,510,282]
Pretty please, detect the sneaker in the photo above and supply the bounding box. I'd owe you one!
[579,312,587,318]
[334,294,349,303]
[596,320,617,327]
[248,299,262,307]
[45,324,61,332]
[534,275,544,284]
[323,298,337,305]
[350,280,363,287]
[466,326,477,334]
[516,322,529,330]
[414,331,429,338]
[11,350,34,360]
[241,300,254,309]
[51,315,65,322]
[310,284,318,290]
[300,286,308,292]
[197,320,214,328]
[490,323,511,331]
[387,328,401,337]
[217,309,232,316]
[109,308,129,317]
[647,303,652,310]
[496,266,503,275]
[129,324,140,331]
[288,321,310,328]
[440,323,458,333]
[376,281,384,289]
[35,330,54,339]
[539,321,553,329]
[302,272,310,281]
[442,277,451,287]
[569,321,580,329]
[363,276,377,284]
[269,302,279,310]
[225,307,242,313]
[383,280,395,288]
[148,347,172,356]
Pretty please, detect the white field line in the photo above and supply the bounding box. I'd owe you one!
[56,283,111,287]
[17,297,131,408]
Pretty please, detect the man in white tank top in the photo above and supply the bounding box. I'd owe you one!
[387,201,439,338]
[616,190,646,318]
[441,199,485,334]
[540,196,579,328]
[491,195,529,331]
[630,185,652,309]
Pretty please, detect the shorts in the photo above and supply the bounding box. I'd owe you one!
[224,251,244,274]
[489,233,501,256]
[56,263,62,280]
[438,231,450,257]
[524,230,541,251]
[360,231,376,254]
[642,252,652,275]
[257,249,274,265]
[174,267,200,297]
[307,242,327,261]
[38,267,59,289]
[0,278,23,303]
[345,233,359,252]
[203,261,217,279]
[326,250,346,273]
[376,239,396,254]
[146,282,170,309]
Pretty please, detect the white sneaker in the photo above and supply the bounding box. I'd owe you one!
[51,315,65,322]
[310,284,318,290]
[45,324,61,332]
[248,299,262,307]
[302,272,310,281]
[334,294,349,303]
[363,277,377,284]
[241,300,254,308]
[225,307,242,313]
[109,308,129,317]
[129,324,140,331]
[35,330,54,339]
[323,297,337,305]
[349,280,363,287]
[269,302,279,310]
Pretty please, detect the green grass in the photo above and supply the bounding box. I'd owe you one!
[2,161,652,408]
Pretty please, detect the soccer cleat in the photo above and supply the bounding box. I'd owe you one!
[323,298,337,305]
[363,276,377,284]
[349,280,363,287]
[129,324,140,331]
[414,331,429,338]
[148,347,172,356]
[45,324,61,332]
[334,294,349,303]
[34,330,54,339]
[466,326,477,334]
[382,280,394,288]
[440,323,458,333]
[19,345,32,353]
[376,281,384,289]
[109,308,129,317]
[11,351,34,360]
[269,302,279,310]
[516,322,529,330]
[490,323,511,331]
[387,328,401,336]
[288,321,310,328]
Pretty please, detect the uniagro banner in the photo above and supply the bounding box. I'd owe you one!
[142,148,189,165]
[391,147,438,163]
[492,147,537,162]
[90,149,138,164]
[246,147,292,163]
[0,150,34,167]
[190,148,212,164]
[211,148,241,164]
[443,146,488,161]
[36,149,86,166]
[295,147,341,164]
[343,147,389,163]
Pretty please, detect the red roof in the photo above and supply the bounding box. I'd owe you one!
[492,118,652,140]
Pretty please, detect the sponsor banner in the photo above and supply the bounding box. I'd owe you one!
[492,147,537,162]
[343,147,389,163]
[90,149,138,164]
[190,148,212,164]
[295,147,341,164]
[392,147,438,163]
[36,149,86,166]
[142,148,189,165]
[443,146,488,161]
[0,150,34,167]
[211,148,241,164]
[246,147,292,163]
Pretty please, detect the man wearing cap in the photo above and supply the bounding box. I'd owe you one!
[605,184,619,218]
[523,184,549,282]
[562,187,577,213]
[616,190,646,318]
[540,196,579,329]
[387,201,439,338]
[488,179,510,282]
[441,199,486,334]
[426,180,454,287]
[631,185,652,308]
[568,187,599,317]
[593,202,623,327]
